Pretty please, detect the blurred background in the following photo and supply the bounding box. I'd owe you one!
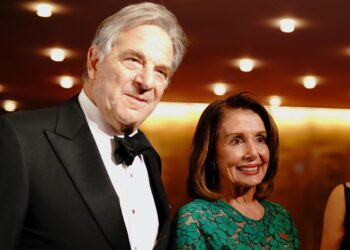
[1,0,350,249]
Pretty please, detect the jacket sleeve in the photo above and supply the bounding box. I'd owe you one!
[0,116,29,249]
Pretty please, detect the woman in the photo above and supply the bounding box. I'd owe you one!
[321,182,350,249]
[169,93,300,249]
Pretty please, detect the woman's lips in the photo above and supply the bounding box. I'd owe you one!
[237,163,262,174]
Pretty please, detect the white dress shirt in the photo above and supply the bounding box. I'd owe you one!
[78,90,159,250]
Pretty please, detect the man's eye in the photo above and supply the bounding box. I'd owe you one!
[127,57,141,64]
[129,57,139,62]
[156,70,168,79]
[122,57,142,69]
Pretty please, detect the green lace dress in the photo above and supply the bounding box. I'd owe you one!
[170,199,300,249]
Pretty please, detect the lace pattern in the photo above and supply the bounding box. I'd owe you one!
[170,199,300,249]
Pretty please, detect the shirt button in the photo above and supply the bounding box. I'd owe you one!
[130,173,133,177]
[132,209,135,214]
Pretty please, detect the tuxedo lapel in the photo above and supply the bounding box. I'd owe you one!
[143,147,170,217]
[142,141,171,243]
[45,97,129,250]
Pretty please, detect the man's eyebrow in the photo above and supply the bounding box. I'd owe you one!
[120,49,172,73]
[119,49,145,58]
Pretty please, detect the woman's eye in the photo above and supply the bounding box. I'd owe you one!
[256,136,266,143]
[230,137,241,144]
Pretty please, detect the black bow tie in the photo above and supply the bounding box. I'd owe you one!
[113,131,152,166]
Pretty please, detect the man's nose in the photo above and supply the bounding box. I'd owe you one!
[135,66,155,91]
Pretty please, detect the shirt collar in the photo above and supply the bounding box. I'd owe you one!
[78,90,138,137]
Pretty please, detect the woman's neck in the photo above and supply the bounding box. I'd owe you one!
[221,186,265,220]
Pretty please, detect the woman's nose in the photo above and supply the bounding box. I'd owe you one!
[244,141,259,160]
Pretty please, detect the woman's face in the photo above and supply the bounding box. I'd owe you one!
[215,108,270,192]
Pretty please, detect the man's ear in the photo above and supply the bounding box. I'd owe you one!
[87,46,100,80]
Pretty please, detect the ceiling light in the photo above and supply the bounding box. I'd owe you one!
[50,48,65,62]
[59,76,75,89]
[40,47,76,61]
[0,84,5,92]
[303,76,317,89]
[239,58,254,72]
[212,83,228,96]
[268,96,282,107]
[3,100,18,112]
[21,2,68,17]
[36,3,53,17]
[279,18,296,33]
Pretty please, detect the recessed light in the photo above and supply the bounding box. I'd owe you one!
[239,58,254,72]
[36,3,53,17]
[268,17,307,33]
[212,83,228,96]
[303,76,317,89]
[268,96,282,107]
[39,47,76,62]
[21,2,68,18]
[230,58,261,72]
[49,48,65,62]
[59,76,75,89]
[3,100,18,112]
[279,18,296,33]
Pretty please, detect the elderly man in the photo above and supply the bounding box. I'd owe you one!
[0,2,187,250]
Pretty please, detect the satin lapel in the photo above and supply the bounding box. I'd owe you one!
[44,97,129,250]
[142,146,170,222]
[142,147,171,248]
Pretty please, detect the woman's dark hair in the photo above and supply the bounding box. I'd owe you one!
[187,92,279,200]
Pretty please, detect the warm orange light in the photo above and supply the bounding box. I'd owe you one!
[270,106,350,127]
[143,102,350,130]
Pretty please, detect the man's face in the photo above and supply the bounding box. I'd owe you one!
[85,24,173,133]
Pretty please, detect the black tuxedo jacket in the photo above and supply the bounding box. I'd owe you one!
[0,96,170,250]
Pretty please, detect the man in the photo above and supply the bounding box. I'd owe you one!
[0,2,187,249]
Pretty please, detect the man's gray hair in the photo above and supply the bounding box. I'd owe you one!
[83,2,188,82]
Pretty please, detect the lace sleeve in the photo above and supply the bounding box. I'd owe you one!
[170,207,208,250]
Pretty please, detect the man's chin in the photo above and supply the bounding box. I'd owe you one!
[119,118,144,133]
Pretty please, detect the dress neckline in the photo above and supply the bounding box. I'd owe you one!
[215,199,268,222]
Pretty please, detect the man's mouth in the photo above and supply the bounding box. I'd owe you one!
[126,94,147,103]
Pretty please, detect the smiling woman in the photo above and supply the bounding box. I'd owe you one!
[169,92,300,249]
